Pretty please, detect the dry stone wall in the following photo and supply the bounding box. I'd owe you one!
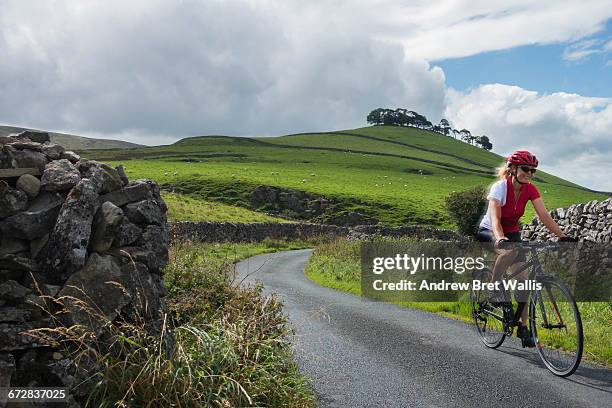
[522,198,612,243]
[523,198,611,302]
[250,185,375,226]
[0,131,169,405]
[169,221,462,243]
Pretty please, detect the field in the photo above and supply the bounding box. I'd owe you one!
[162,192,293,223]
[82,125,607,228]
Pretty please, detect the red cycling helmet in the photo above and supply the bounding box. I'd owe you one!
[507,150,538,167]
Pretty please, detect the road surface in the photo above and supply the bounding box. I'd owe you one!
[236,249,612,408]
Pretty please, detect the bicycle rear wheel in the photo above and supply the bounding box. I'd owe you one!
[529,279,583,377]
[471,270,506,348]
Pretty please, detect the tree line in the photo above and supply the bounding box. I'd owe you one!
[366,108,492,150]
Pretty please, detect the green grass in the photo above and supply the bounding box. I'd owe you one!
[162,191,293,223]
[81,125,607,228]
[305,238,612,367]
[32,240,316,407]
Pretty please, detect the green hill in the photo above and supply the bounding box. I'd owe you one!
[0,125,144,150]
[81,125,608,228]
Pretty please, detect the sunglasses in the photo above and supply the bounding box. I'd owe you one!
[519,166,537,174]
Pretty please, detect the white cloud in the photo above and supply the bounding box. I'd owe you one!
[562,37,612,62]
[0,1,611,190]
[0,0,447,139]
[563,48,600,61]
[394,0,612,60]
[444,84,612,191]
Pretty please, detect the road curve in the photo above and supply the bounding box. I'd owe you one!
[236,249,612,408]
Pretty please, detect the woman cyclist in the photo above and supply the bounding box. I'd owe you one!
[477,150,572,347]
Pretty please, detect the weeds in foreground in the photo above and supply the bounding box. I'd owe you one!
[27,241,315,407]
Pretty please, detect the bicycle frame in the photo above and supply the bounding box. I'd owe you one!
[481,245,564,333]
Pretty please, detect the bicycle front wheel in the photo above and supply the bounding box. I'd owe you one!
[529,279,583,377]
[471,270,506,348]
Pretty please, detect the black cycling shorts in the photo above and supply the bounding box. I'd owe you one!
[476,228,525,262]
[476,228,521,243]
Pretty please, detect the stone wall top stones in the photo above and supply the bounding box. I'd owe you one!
[523,197,611,243]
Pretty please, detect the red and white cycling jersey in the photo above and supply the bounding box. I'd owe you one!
[480,177,540,234]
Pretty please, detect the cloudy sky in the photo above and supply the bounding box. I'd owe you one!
[1,0,611,190]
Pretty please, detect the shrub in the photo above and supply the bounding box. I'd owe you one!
[444,186,487,236]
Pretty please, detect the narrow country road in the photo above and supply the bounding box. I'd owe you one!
[236,249,612,408]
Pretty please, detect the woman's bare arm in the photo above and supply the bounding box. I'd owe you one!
[488,199,506,242]
[532,198,565,237]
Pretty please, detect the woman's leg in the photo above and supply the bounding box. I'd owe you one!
[476,228,519,290]
[491,250,518,283]
[506,261,529,323]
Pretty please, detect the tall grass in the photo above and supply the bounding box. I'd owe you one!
[28,240,315,407]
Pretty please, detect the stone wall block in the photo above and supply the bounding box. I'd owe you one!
[0,146,13,168]
[123,199,165,225]
[6,141,42,151]
[0,236,29,256]
[41,159,82,191]
[4,145,48,170]
[114,217,143,247]
[0,181,28,219]
[0,280,31,302]
[90,202,124,253]
[0,192,64,240]
[16,173,41,198]
[42,179,100,279]
[0,354,15,393]
[116,224,169,274]
[60,150,80,163]
[115,165,129,186]
[0,254,39,272]
[58,254,131,334]
[99,181,153,207]
[41,142,65,160]
[15,131,50,144]
[76,160,123,194]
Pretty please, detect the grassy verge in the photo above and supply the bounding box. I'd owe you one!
[305,238,612,367]
[34,240,315,407]
[165,239,312,324]
[162,191,293,223]
[157,239,316,407]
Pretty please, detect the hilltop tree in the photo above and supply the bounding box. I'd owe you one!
[476,135,493,150]
[366,108,495,150]
[459,129,472,144]
[439,119,451,136]
[366,108,384,125]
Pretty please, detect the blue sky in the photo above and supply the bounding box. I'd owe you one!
[437,21,612,97]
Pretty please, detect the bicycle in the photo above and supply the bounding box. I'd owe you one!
[470,241,583,377]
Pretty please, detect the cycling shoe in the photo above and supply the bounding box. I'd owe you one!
[517,325,536,348]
